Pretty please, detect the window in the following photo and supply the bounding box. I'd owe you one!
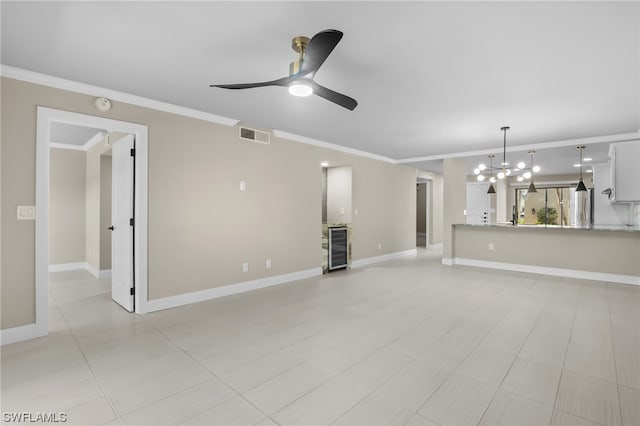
[515,186,573,226]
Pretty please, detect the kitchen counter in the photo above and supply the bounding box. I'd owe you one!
[450,223,639,284]
[455,223,640,232]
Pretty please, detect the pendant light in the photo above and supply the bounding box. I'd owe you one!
[487,155,496,194]
[575,145,587,192]
[527,151,537,193]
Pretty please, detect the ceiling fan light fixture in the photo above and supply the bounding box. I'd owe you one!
[288,82,313,97]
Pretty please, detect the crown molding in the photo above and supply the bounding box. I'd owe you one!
[2,65,404,165]
[1,65,239,127]
[272,129,397,164]
[396,132,640,164]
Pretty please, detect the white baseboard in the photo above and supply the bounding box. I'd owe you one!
[145,267,323,313]
[351,249,418,269]
[428,243,443,250]
[441,258,453,266]
[85,263,100,278]
[0,322,47,346]
[49,263,112,279]
[454,258,640,286]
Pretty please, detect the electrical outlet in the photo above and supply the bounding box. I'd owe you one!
[16,205,35,220]
[266,259,271,269]
[340,207,345,215]
[240,181,246,191]
[378,243,382,251]
[242,262,249,272]
[354,208,358,216]
[489,243,494,250]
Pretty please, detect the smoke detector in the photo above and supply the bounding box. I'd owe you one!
[94,97,112,112]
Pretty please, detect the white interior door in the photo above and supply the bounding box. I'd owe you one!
[111,134,134,311]
[466,183,490,225]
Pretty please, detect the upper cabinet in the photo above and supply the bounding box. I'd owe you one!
[609,141,640,202]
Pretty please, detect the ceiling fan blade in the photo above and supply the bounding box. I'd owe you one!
[300,29,343,75]
[210,76,292,90]
[311,82,358,111]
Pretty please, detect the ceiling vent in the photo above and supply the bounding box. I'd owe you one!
[239,126,270,144]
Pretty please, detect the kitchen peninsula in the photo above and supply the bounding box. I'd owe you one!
[451,224,640,285]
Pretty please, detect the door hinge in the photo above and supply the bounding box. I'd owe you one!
[130,287,135,296]
[130,148,136,157]
[130,218,134,226]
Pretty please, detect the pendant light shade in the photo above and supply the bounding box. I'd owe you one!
[486,155,496,194]
[528,181,538,193]
[575,146,587,192]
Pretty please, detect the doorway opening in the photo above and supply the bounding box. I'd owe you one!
[34,107,148,340]
[416,179,429,248]
[321,164,352,273]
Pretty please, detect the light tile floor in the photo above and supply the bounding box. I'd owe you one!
[2,249,639,426]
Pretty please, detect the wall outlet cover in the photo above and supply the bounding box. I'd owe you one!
[17,205,36,220]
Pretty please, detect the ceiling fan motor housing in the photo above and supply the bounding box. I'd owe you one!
[289,36,309,75]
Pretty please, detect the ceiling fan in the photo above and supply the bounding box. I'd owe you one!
[210,29,358,111]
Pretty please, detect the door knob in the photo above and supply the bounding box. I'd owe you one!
[108,226,114,231]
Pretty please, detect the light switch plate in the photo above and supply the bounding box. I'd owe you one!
[340,207,345,215]
[240,181,246,191]
[17,205,36,220]
[242,262,249,272]
[266,259,272,269]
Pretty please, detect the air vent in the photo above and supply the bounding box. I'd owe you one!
[239,126,270,144]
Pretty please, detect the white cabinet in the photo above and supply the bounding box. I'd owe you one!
[609,141,640,202]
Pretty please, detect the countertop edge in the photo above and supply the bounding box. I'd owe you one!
[453,224,640,233]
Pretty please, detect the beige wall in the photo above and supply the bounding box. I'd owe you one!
[100,155,112,270]
[430,175,444,245]
[85,137,109,270]
[1,77,418,328]
[443,159,467,259]
[453,225,640,277]
[49,148,86,264]
[326,166,352,224]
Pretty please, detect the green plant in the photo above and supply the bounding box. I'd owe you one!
[537,207,558,225]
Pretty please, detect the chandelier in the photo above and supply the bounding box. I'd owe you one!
[474,127,541,189]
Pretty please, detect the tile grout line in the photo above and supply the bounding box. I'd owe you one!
[48,283,122,425]
[375,281,524,422]
[408,278,539,424]
[138,314,274,423]
[548,279,582,425]
[472,278,548,425]
[606,282,625,426]
[205,284,425,419]
[324,279,487,424]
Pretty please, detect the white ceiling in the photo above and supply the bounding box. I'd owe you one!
[50,122,105,146]
[2,1,638,174]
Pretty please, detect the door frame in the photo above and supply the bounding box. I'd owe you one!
[35,107,149,337]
